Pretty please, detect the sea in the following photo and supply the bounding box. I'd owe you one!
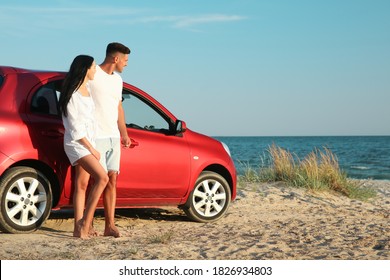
[214,136,390,180]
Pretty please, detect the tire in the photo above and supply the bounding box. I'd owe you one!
[0,167,52,233]
[183,171,231,223]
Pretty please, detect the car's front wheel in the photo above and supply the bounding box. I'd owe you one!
[183,171,231,223]
[0,167,52,233]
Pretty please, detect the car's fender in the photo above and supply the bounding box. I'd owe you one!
[180,130,237,204]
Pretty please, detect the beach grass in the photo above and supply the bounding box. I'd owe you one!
[239,144,376,200]
[148,229,174,244]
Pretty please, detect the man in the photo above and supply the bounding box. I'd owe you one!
[89,42,131,237]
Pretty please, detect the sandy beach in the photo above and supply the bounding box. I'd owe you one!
[0,180,389,260]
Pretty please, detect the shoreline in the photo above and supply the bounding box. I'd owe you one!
[216,135,390,181]
[0,180,389,260]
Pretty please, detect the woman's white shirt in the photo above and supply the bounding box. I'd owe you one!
[62,90,96,165]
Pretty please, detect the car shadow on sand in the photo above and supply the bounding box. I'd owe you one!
[35,208,191,236]
[48,207,190,222]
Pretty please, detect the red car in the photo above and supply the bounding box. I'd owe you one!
[0,66,236,233]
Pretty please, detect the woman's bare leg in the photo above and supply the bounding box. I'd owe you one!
[73,165,90,237]
[76,155,109,239]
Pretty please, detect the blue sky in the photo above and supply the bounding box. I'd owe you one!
[1,0,389,136]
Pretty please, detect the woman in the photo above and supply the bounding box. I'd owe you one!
[59,55,109,239]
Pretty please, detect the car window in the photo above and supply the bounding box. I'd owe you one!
[31,81,61,116]
[0,75,3,88]
[122,90,172,134]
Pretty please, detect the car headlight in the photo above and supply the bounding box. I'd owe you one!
[221,142,231,157]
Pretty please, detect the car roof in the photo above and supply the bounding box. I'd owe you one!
[0,65,178,122]
[0,65,64,77]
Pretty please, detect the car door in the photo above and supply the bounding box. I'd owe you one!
[25,79,72,198]
[116,90,191,204]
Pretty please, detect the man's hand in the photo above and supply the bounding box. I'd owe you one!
[122,135,131,148]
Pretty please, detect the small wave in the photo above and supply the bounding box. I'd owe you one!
[350,166,370,170]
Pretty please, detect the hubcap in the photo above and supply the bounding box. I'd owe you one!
[193,179,227,217]
[5,177,47,226]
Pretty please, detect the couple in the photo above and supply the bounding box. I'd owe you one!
[58,42,130,239]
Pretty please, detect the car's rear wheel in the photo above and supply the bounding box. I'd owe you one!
[0,167,52,233]
[183,171,231,222]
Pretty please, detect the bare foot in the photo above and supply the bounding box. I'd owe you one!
[104,225,121,238]
[89,226,99,237]
[73,221,82,238]
[74,219,90,240]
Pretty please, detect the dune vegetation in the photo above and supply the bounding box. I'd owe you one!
[239,144,376,200]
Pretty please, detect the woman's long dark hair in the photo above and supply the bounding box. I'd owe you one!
[59,55,94,117]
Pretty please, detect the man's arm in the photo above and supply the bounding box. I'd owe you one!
[118,101,131,147]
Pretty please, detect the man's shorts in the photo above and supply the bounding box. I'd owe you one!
[95,138,121,173]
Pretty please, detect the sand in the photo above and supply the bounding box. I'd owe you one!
[0,180,389,260]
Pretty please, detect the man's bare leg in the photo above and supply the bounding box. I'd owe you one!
[103,171,120,237]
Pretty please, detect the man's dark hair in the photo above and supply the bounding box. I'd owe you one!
[106,42,131,56]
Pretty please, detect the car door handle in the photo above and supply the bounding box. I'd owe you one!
[130,139,139,148]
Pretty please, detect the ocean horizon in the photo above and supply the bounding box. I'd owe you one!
[213,136,390,180]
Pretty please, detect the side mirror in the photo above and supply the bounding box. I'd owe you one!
[175,120,187,135]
